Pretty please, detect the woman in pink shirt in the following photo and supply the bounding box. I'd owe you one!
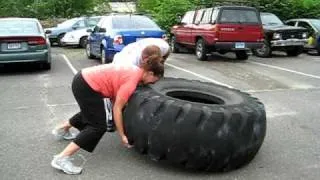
[50,51,164,175]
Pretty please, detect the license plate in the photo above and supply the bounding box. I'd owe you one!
[235,42,245,49]
[8,43,21,49]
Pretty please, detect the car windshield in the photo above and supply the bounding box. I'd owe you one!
[310,19,320,31]
[219,9,260,24]
[88,17,101,27]
[58,18,79,27]
[0,20,40,35]
[112,16,160,29]
[261,14,284,26]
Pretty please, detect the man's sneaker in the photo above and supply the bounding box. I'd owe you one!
[52,127,77,140]
[51,155,82,175]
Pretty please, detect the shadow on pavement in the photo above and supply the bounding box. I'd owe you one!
[0,63,46,75]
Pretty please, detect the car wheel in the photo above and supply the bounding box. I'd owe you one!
[252,40,271,58]
[286,47,303,57]
[170,36,180,53]
[39,62,51,70]
[49,40,54,46]
[79,36,88,48]
[235,51,248,60]
[316,45,320,55]
[86,43,95,59]
[196,38,208,61]
[124,78,266,172]
[101,48,106,64]
[57,33,65,47]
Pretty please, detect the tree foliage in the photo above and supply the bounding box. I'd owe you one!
[137,0,320,33]
[0,0,319,29]
[0,0,108,19]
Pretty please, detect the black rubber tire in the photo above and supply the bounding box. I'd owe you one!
[57,33,65,47]
[286,47,303,57]
[43,62,51,70]
[79,36,88,48]
[86,43,95,59]
[170,35,180,53]
[235,51,248,60]
[38,62,51,70]
[252,39,272,58]
[124,78,266,172]
[195,38,208,61]
[101,47,107,64]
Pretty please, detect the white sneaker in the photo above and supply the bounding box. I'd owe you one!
[51,155,82,175]
[52,127,77,140]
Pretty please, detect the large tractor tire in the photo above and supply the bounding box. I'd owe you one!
[123,78,266,172]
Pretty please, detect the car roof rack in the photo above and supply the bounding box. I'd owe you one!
[198,0,258,8]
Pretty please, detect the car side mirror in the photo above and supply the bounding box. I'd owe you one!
[176,16,182,23]
[45,30,52,34]
[99,28,106,33]
[87,28,93,33]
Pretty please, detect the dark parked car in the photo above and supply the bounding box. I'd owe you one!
[286,18,320,55]
[86,14,166,64]
[0,18,51,69]
[170,6,264,61]
[253,13,308,57]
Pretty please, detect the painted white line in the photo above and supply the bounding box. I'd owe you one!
[246,86,320,93]
[250,61,320,79]
[310,57,320,62]
[165,62,233,88]
[48,103,77,107]
[61,54,78,75]
[267,111,297,118]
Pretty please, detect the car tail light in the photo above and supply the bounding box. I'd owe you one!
[162,34,168,41]
[0,36,46,45]
[214,25,220,41]
[0,37,22,43]
[27,37,46,45]
[113,35,123,45]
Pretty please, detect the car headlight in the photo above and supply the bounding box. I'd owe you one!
[302,32,308,39]
[273,33,282,40]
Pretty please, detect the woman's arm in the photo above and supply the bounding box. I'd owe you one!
[114,81,139,147]
[113,96,127,138]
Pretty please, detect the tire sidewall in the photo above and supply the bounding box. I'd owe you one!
[253,40,271,57]
[80,36,88,48]
[196,39,207,61]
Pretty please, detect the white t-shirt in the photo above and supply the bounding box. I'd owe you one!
[113,38,169,66]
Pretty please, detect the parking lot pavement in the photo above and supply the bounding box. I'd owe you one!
[1,47,320,179]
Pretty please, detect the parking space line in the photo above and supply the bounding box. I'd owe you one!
[165,62,234,88]
[249,61,320,79]
[61,54,78,75]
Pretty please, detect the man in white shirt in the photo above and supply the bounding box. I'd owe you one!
[113,38,170,66]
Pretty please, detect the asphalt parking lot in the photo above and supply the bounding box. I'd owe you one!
[1,47,320,180]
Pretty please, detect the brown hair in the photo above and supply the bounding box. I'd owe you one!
[141,45,161,60]
[141,54,164,77]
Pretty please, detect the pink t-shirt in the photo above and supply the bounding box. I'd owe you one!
[81,64,144,102]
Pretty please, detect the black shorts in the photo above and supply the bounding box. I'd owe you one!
[69,71,107,152]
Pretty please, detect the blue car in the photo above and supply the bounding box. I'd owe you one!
[86,14,166,64]
[46,16,101,46]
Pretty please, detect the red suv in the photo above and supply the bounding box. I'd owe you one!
[170,6,264,60]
